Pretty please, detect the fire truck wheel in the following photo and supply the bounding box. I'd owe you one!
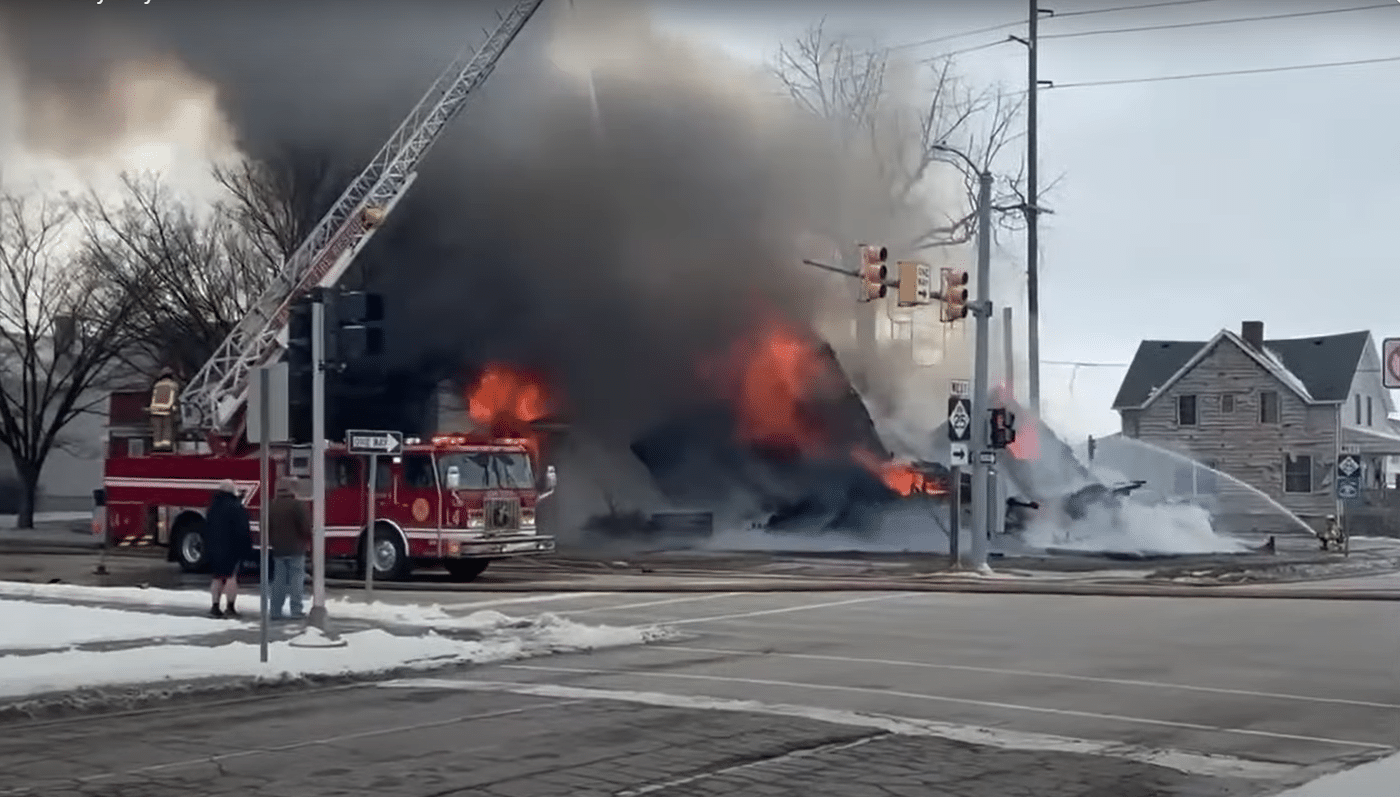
[360,525,410,582]
[444,558,490,582]
[172,519,208,573]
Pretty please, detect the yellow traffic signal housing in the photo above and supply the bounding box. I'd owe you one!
[940,267,969,322]
[858,244,888,302]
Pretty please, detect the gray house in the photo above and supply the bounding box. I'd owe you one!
[1110,321,1400,533]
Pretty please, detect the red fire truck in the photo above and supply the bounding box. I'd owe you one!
[99,406,555,581]
[92,0,556,582]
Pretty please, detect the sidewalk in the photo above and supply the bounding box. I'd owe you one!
[0,582,669,709]
[0,514,99,551]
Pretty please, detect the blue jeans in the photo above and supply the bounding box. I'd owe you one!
[268,554,306,618]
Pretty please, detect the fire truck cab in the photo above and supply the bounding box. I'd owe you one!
[100,390,556,582]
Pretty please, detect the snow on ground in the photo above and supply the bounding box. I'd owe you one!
[0,580,559,628]
[0,598,223,650]
[1273,751,1400,797]
[0,582,672,701]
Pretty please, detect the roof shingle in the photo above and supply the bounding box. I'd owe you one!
[1112,331,1370,409]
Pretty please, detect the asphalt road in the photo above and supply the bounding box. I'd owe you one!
[2,590,1396,796]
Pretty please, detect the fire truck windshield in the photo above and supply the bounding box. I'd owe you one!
[438,451,534,490]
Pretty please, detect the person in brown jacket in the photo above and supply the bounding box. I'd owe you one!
[266,479,312,620]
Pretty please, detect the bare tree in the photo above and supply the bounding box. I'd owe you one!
[78,173,281,380]
[211,143,348,265]
[0,192,137,527]
[773,20,1051,252]
[77,141,351,380]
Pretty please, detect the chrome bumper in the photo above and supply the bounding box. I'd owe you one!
[443,533,556,558]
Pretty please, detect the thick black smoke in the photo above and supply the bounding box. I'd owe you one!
[1,0,892,451]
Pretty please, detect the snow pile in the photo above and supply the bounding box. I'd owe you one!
[0,583,673,702]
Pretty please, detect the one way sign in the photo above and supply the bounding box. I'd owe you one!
[346,429,404,455]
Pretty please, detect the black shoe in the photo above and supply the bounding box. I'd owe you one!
[209,605,224,619]
[223,606,240,619]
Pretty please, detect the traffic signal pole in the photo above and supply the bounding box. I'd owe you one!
[308,290,330,632]
[968,169,994,573]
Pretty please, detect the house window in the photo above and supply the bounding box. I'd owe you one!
[1259,391,1280,424]
[1283,454,1313,493]
[1356,395,1363,425]
[1367,396,1373,427]
[1220,394,1235,414]
[1177,395,1198,426]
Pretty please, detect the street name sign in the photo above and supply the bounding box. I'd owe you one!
[347,430,404,456]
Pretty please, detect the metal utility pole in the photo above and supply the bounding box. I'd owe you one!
[1002,306,1015,393]
[1026,0,1043,413]
[948,466,961,566]
[257,369,271,663]
[364,454,377,603]
[968,170,994,572]
[308,291,329,631]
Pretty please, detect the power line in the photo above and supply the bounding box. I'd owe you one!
[1052,0,1232,19]
[884,0,1235,53]
[1042,3,1398,40]
[1044,360,1130,367]
[919,38,1016,62]
[1050,53,1400,89]
[888,20,1023,51]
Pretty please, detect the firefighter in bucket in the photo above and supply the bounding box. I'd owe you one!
[149,370,179,452]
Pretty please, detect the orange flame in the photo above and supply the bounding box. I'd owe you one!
[852,449,948,497]
[706,313,946,497]
[702,316,835,458]
[465,364,551,460]
[995,382,1039,461]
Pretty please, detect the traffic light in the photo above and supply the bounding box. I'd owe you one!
[858,244,887,302]
[326,290,385,372]
[990,407,1017,449]
[285,296,315,444]
[940,267,969,322]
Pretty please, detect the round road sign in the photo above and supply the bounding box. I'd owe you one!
[1388,344,1400,388]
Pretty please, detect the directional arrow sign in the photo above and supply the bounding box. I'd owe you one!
[346,429,404,455]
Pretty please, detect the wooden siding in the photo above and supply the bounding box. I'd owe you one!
[1127,337,1338,523]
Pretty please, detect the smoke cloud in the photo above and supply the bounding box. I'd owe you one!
[1,0,906,451]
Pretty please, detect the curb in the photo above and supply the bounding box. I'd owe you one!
[0,658,480,726]
[323,576,1400,600]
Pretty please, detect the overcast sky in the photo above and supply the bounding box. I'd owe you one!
[652,0,1400,442]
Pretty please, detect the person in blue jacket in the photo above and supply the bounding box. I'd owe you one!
[205,479,253,618]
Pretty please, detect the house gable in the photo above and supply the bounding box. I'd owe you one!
[1343,334,1400,431]
[1133,331,1314,413]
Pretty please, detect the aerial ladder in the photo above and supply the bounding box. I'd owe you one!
[178,0,546,440]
